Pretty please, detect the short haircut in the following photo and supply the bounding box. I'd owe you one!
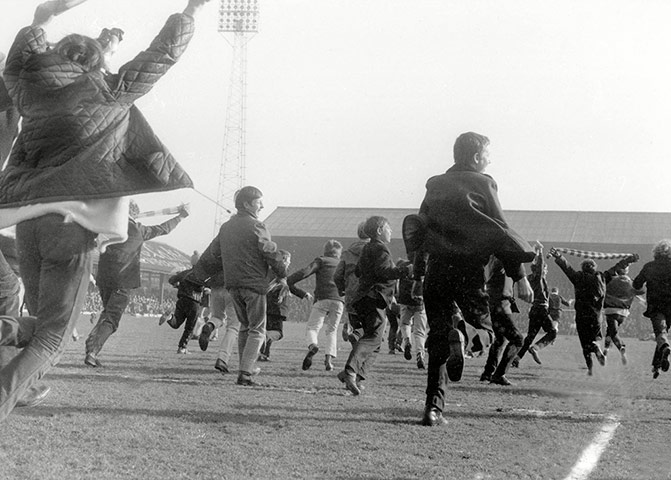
[653,240,671,261]
[323,239,343,257]
[356,221,369,240]
[54,34,104,72]
[234,186,263,210]
[363,216,388,239]
[550,287,559,293]
[453,132,490,165]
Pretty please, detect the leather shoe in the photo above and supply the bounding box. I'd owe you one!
[490,375,513,386]
[214,358,229,374]
[421,407,447,427]
[84,353,103,368]
[480,372,492,382]
[661,345,671,372]
[529,346,542,365]
[446,329,465,382]
[337,370,361,395]
[237,373,258,386]
[16,385,51,408]
[199,322,215,351]
[302,344,319,370]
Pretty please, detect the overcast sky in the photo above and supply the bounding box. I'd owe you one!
[2,0,671,255]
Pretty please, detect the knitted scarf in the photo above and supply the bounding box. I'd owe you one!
[550,248,633,260]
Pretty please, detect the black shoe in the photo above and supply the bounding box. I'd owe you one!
[653,366,661,379]
[594,345,606,367]
[16,385,51,408]
[302,344,319,371]
[490,375,513,386]
[199,322,215,351]
[480,372,492,382]
[324,355,334,371]
[214,358,229,374]
[529,346,542,365]
[446,329,465,382]
[237,374,258,386]
[337,370,361,395]
[84,353,103,368]
[661,345,671,372]
[404,343,412,360]
[421,407,448,427]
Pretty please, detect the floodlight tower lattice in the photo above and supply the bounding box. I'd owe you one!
[214,0,259,235]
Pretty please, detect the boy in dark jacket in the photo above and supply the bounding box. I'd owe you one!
[549,248,638,376]
[396,258,428,368]
[411,132,534,426]
[633,239,671,378]
[163,268,207,354]
[336,216,411,395]
[85,201,188,366]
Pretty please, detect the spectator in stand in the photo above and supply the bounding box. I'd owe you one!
[85,201,189,367]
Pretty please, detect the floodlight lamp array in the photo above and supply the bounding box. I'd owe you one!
[218,0,259,32]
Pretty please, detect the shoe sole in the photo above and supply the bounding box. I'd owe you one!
[16,386,52,408]
[662,347,671,372]
[529,348,542,365]
[302,346,319,371]
[337,370,361,395]
[199,325,213,351]
[446,329,464,382]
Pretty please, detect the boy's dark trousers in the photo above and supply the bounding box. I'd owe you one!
[169,296,201,349]
[423,259,490,413]
[345,296,386,380]
[483,301,523,378]
[604,313,626,350]
[575,309,602,369]
[386,308,400,352]
[86,284,131,356]
[517,305,557,360]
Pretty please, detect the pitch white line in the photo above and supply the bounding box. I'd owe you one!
[563,414,620,480]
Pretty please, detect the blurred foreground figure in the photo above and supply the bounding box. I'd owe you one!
[0,0,210,422]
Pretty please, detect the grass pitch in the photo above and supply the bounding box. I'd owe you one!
[1,316,669,480]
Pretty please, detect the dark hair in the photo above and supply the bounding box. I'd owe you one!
[54,34,104,72]
[356,221,369,240]
[581,259,597,274]
[234,186,263,210]
[323,239,343,257]
[453,132,490,165]
[363,216,388,239]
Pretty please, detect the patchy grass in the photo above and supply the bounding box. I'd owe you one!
[1,316,669,479]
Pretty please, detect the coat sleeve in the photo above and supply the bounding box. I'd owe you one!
[3,26,48,100]
[254,222,287,278]
[554,255,578,285]
[287,259,319,286]
[139,215,183,241]
[368,243,409,281]
[106,13,195,104]
[193,236,223,279]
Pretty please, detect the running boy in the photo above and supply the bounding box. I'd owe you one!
[336,216,411,395]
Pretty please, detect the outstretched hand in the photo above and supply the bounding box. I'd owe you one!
[548,247,561,259]
[33,0,89,27]
[184,0,212,17]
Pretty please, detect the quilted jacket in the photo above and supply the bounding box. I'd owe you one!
[0,13,195,207]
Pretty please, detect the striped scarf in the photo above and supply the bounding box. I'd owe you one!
[137,205,184,219]
[550,248,633,260]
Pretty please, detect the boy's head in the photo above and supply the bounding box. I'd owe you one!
[363,216,392,243]
[279,249,291,268]
[323,239,343,258]
[235,186,263,217]
[581,259,597,274]
[550,287,559,294]
[356,221,369,240]
[653,240,671,261]
[54,34,105,72]
[453,131,490,173]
